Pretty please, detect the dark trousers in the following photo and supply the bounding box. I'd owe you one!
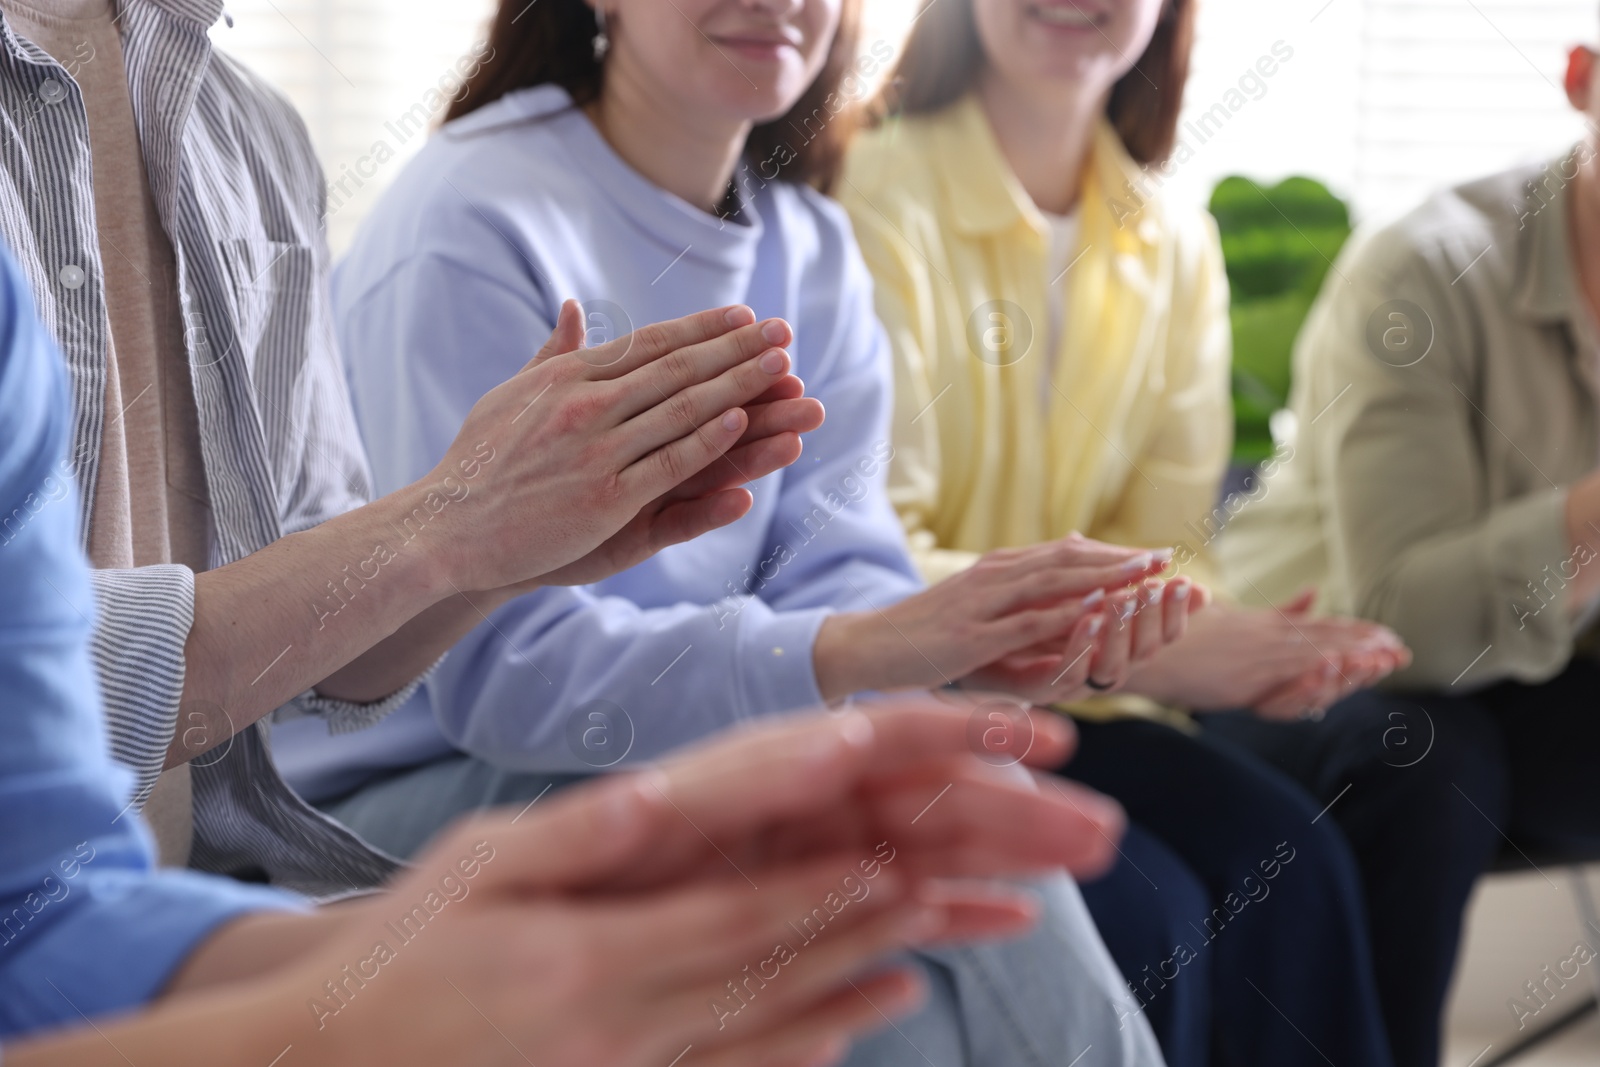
[1070,717,1394,1067]
[1200,656,1600,1067]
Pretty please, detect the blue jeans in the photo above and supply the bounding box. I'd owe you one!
[319,754,1167,1067]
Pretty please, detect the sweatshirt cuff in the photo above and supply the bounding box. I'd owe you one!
[86,565,196,806]
[734,605,830,717]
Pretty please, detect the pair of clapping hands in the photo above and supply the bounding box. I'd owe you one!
[431,299,1402,721]
[9,699,1122,1067]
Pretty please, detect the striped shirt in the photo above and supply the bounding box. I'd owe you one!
[0,0,409,896]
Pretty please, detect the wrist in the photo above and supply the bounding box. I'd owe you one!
[814,613,874,702]
[363,479,468,604]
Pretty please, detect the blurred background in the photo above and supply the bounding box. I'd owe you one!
[209,1,1600,1061]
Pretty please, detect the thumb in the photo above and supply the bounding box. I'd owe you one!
[1277,588,1317,616]
[522,298,585,372]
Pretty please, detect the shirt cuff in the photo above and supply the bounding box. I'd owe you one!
[287,654,445,734]
[734,605,830,716]
[86,566,196,806]
[0,869,303,1039]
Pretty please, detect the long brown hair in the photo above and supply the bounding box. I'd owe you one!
[446,0,865,192]
[884,0,1196,165]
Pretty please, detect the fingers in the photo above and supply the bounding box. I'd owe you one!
[1085,589,1138,690]
[1163,578,1194,643]
[1277,587,1318,616]
[1127,579,1169,660]
[657,896,943,1037]
[616,349,798,482]
[1252,661,1341,720]
[620,405,751,504]
[580,305,767,379]
[860,764,1126,881]
[742,394,825,442]
[642,489,757,551]
[688,970,924,1067]
[611,318,793,424]
[620,856,911,989]
[665,433,804,502]
[519,298,585,371]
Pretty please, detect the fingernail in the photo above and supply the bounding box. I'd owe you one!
[721,409,743,432]
[1082,588,1106,608]
[761,319,788,344]
[1119,598,1137,621]
[759,348,787,374]
[1121,553,1153,573]
[1086,614,1104,636]
[836,710,874,749]
[725,306,756,326]
[1171,580,1191,601]
[1150,547,1174,564]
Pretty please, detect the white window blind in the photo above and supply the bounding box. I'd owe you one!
[209,0,1600,249]
[1166,0,1598,224]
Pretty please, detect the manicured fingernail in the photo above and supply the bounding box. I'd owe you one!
[1119,598,1137,621]
[725,306,755,326]
[761,319,788,344]
[721,409,743,431]
[1082,588,1106,608]
[1171,580,1191,601]
[1086,614,1104,636]
[1121,553,1153,573]
[1150,548,1174,563]
[759,348,787,373]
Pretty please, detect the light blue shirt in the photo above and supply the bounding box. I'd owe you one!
[274,85,921,798]
[0,248,302,1040]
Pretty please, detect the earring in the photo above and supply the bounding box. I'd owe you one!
[592,7,610,60]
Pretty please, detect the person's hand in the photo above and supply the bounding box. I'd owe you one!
[812,534,1174,702]
[530,373,825,587]
[418,300,810,595]
[1124,594,1411,718]
[269,697,1124,1067]
[963,572,1205,704]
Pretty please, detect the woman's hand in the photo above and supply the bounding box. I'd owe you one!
[963,574,1205,705]
[1123,594,1411,717]
[811,535,1171,702]
[424,300,813,595]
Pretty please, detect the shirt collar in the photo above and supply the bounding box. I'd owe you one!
[930,92,1160,250]
[137,0,223,26]
[1514,151,1587,327]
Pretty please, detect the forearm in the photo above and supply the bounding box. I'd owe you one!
[7,977,318,1067]
[1354,487,1574,689]
[162,903,361,997]
[172,481,466,767]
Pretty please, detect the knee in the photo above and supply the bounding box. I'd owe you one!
[1364,692,1510,831]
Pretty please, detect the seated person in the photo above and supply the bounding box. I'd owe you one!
[0,234,1130,1065]
[839,1,1409,1063]
[281,0,1188,1062]
[0,0,817,898]
[1210,19,1600,1067]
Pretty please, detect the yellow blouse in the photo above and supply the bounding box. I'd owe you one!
[839,95,1234,591]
